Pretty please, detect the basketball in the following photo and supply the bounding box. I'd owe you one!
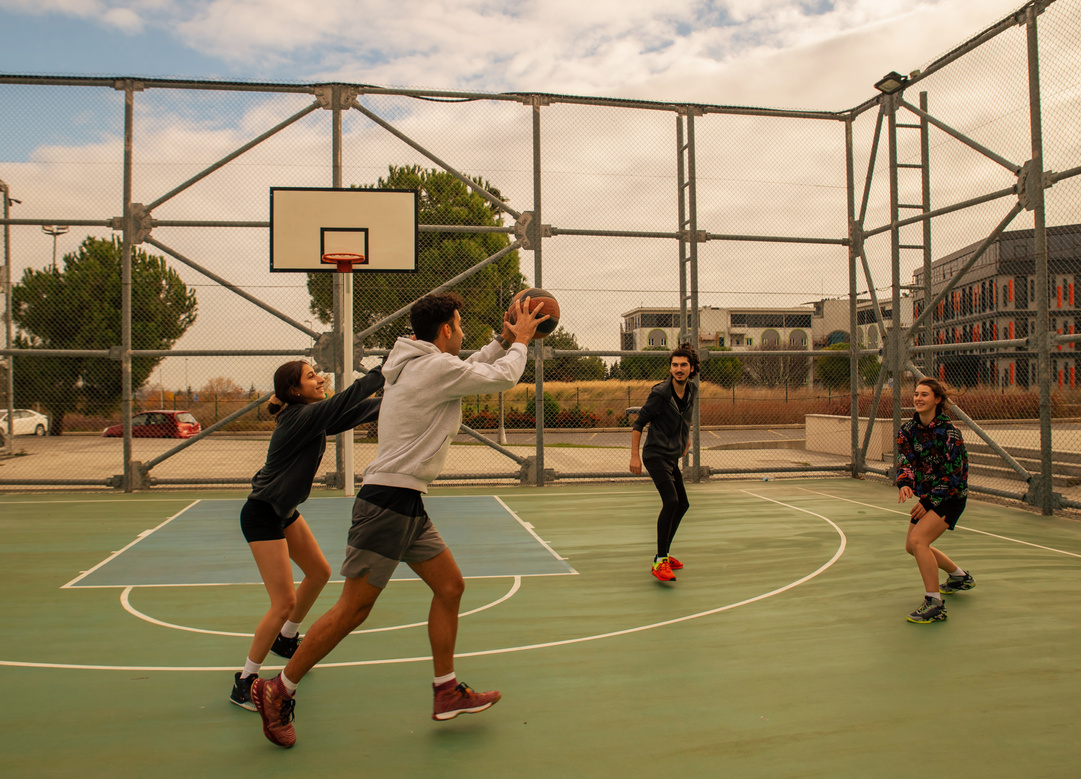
[509,287,560,338]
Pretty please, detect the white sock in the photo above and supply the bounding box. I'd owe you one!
[280,672,299,694]
[950,568,966,578]
[240,657,261,679]
[281,620,301,638]
[434,672,456,687]
[926,592,941,601]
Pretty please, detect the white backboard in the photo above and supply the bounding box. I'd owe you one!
[270,187,418,273]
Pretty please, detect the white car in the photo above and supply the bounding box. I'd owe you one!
[0,408,50,436]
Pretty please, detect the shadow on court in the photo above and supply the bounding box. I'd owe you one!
[1,479,1079,778]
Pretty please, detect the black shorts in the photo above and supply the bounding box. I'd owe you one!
[912,497,966,530]
[240,498,301,543]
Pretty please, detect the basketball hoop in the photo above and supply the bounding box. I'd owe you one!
[321,252,367,273]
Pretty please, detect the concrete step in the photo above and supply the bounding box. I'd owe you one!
[707,439,806,451]
[966,441,1081,466]
[968,461,1079,488]
[967,451,1081,479]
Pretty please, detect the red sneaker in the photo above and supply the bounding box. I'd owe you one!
[668,555,683,570]
[433,681,501,721]
[251,676,296,748]
[651,558,676,582]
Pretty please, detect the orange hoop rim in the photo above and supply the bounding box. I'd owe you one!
[321,252,367,272]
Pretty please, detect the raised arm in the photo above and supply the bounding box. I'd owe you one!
[297,367,385,435]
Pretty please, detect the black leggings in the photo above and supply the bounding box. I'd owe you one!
[644,456,689,558]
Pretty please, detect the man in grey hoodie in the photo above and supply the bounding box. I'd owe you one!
[252,291,548,748]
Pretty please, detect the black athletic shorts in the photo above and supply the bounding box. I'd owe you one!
[912,496,966,530]
[240,498,301,543]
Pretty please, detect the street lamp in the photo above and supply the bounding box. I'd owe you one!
[41,224,69,271]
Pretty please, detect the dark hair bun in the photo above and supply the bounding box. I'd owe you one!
[267,395,285,416]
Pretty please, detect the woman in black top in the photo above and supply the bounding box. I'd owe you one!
[229,360,383,710]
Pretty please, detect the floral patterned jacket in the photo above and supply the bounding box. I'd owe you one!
[895,412,969,509]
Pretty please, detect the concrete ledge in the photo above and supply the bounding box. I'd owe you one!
[806,414,893,461]
[708,439,806,451]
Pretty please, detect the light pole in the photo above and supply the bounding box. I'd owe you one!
[41,225,69,271]
[1,180,17,452]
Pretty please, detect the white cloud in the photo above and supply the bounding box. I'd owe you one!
[102,6,143,32]
[151,0,1027,109]
[0,0,1032,111]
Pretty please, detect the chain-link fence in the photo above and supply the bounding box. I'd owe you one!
[2,0,1079,514]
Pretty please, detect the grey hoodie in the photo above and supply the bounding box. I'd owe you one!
[362,337,527,492]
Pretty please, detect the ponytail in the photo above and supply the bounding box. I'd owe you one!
[267,360,310,419]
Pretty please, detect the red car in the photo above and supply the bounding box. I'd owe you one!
[102,410,202,438]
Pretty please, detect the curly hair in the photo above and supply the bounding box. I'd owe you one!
[670,343,700,377]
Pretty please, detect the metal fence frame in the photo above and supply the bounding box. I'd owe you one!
[1,0,1077,515]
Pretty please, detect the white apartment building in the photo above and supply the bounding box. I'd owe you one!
[620,297,911,353]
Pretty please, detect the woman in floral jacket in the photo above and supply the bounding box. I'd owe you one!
[896,378,974,624]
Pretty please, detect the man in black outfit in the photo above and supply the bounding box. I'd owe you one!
[629,344,699,582]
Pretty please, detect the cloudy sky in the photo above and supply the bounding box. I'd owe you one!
[0,0,1029,107]
[2,0,1066,392]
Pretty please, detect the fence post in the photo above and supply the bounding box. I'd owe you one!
[120,80,135,492]
[1026,4,1055,515]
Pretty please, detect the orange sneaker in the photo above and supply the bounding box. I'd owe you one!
[651,558,676,582]
[668,555,683,570]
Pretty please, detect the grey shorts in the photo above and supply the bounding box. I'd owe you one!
[340,485,448,589]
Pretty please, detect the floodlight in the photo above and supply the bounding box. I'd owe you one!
[874,71,908,94]
[42,224,70,271]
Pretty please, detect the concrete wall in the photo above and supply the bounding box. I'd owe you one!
[805,414,895,461]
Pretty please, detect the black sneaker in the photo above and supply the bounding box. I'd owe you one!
[229,672,257,711]
[939,571,976,594]
[271,633,301,659]
[907,596,948,623]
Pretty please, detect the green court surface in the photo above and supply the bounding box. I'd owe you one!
[2,479,1080,778]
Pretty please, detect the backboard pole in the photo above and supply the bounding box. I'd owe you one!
[331,87,355,497]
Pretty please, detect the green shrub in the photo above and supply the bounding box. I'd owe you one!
[525,391,560,425]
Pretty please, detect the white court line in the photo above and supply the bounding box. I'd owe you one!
[493,495,579,569]
[61,500,203,588]
[0,490,846,671]
[0,498,207,505]
[67,571,572,590]
[496,489,657,499]
[119,576,523,637]
[795,487,1081,560]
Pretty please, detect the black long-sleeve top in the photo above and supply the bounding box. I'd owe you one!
[248,368,384,518]
[633,377,696,461]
